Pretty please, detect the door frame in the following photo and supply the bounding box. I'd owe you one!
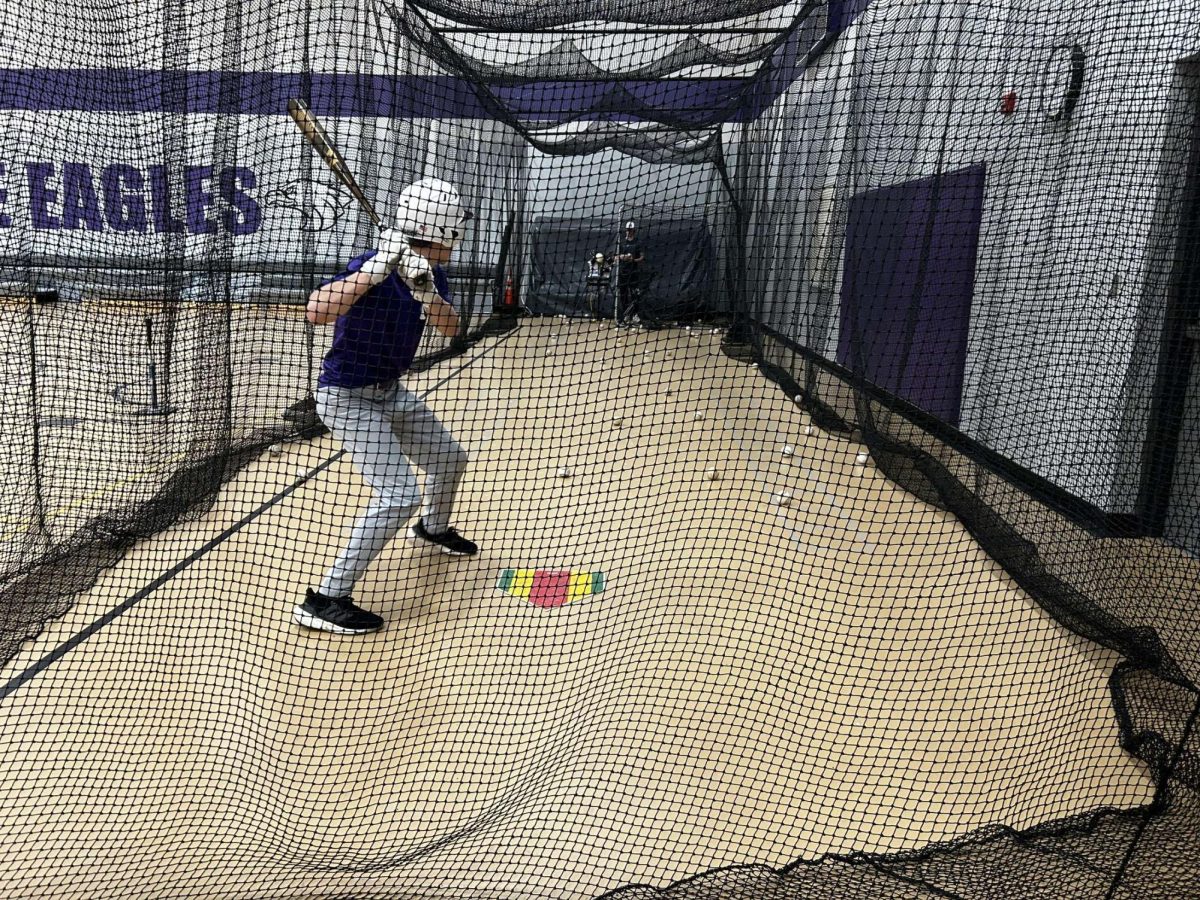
[1138,63,1200,534]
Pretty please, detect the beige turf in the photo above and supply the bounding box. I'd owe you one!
[0,317,1154,900]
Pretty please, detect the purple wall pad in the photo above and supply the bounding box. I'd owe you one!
[837,164,985,428]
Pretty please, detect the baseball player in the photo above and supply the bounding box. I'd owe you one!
[614,221,645,326]
[294,177,477,635]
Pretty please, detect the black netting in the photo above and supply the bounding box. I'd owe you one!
[392,0,799,30]
[519,124,724,166]
[2,0,1200,898]
[389,4,790,82]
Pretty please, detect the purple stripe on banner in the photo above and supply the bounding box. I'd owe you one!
[0,68,753,123]
[0,70,485,116]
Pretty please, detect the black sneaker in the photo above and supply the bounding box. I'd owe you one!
[293,589,384,634]
[408,519,479,556]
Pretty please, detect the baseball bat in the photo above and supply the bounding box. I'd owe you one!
[287,98,382,228]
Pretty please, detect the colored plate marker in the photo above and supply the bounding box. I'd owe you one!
[497,569,606,608]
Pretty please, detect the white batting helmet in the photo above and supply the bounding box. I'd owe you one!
[625,221,636,230]
[393,177,472,249]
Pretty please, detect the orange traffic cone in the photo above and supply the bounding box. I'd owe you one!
[497,275,517,313]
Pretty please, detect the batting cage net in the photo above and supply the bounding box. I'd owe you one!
[1,0,1199,897]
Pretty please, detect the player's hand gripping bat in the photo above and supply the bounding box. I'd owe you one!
[287,98,382,228]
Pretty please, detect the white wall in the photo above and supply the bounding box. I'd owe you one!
[956,0,1199,510]
[739,37,859,351]
[751,0,1200,511]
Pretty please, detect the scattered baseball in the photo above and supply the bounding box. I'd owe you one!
[705,467,722,481]
[612,417,624,427]
[855,452,869,465]
[781,444,796,457]
[557,467,573,478]
[804,425,814,436]
[693,412,705,421]
[770,491,793,507]
[268,443,284,457]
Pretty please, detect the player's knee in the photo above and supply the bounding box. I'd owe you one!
[430,440,468,480]
[375,484,422,518]
[446,441,469,476]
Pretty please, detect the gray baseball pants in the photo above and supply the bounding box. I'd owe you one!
[314,379,468,598]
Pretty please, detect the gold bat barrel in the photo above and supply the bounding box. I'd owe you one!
[287,98,382,228]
